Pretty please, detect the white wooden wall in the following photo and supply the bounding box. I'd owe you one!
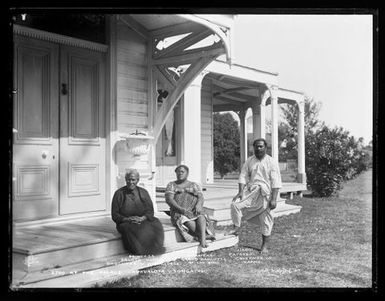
[115,21,152,190]
[201,77,214,184]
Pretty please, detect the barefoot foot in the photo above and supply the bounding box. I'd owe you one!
[225,226,240,236]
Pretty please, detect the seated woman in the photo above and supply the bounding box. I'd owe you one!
[111,169,165,255]
[165,165,215,248]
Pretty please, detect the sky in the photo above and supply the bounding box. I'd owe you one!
[231,14,373,144]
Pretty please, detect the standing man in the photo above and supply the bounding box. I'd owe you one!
[227,138,282,254]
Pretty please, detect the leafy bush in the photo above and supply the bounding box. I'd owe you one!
[213,112,240,178]
[305,125,371,197]
[279,96,371,197]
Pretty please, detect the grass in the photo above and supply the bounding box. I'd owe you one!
[103,169,373,288]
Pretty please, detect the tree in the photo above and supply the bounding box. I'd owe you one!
[213,112,240,178]
[281,95,323,135]
[278,121,297,162]
[278,96,323,162]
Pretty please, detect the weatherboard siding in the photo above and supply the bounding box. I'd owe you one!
[115,21,151,190]
[201,77,214,184]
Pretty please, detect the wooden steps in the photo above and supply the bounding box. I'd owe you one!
[203,181,307,194]
[157,198,302,226]
[12,233,238,288]
[203,198,302,225]
[156,183,304,226]
[11,212,238,288]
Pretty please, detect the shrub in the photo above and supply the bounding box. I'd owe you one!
[305,126,370,197]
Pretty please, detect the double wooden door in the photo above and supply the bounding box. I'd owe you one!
[156,106,181,188]
[13,35,106,221]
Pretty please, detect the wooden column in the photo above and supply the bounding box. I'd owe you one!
[147,30,157,211]
[238,109,248,167]
[270,86,279,162]
[252,102,266,140]
[181,72,206,184]
[297,99,306,184]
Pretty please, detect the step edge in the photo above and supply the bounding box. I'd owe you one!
[12,235,239,288]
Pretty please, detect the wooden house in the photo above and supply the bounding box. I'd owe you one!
[11,13,305,287]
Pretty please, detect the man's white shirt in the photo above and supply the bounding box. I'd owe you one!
[239,154,282,196]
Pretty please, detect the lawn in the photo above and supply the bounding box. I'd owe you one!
[103,169,373,288]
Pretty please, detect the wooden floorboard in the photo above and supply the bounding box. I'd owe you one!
[13,213,177,254]
[16,225,117,241]
[13,239,61,252]
[13,218,119,253]
[24,229,98,240]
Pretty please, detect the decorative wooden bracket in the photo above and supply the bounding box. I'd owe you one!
[150,16,233,143]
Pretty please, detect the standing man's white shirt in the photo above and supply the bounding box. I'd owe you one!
[239,154,282,196]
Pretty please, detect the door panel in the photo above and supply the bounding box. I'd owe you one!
[13,36,59,221]
[59,46,106,215]
[156,107,180,187]
[69,56,99,142]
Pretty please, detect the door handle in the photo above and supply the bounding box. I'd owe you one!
[61,83,68,95]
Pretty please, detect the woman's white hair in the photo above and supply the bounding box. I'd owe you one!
[125,169,140,179]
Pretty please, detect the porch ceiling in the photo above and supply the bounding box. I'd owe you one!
[207,64,304,111]
[208,73,262,112]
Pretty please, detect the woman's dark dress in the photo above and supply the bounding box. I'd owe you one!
[111,186,165,255]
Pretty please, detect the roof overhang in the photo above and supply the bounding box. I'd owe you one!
[276,88,305,106]
[177,15,234,63]
[207,59,278,85]
[125,14,234,63]
[203,59,305,111]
